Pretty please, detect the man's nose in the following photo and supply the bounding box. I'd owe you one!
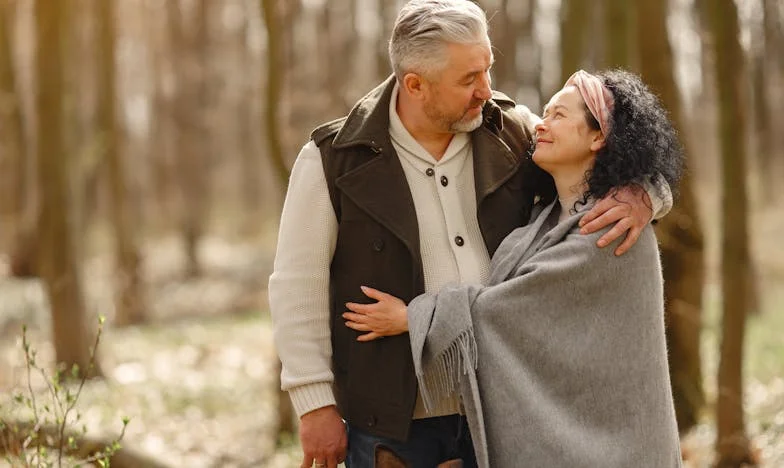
[475,73,492,101]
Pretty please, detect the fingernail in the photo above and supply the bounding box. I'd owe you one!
[360,285,368,291]
[598,240,607,247]
[580,228,587,235]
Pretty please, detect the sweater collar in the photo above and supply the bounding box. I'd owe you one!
[388,83,470,166]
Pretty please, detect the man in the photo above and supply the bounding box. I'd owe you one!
[268,1,671,467]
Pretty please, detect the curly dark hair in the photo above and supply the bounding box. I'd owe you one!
[585,69,684,205]
[531,69,684,209]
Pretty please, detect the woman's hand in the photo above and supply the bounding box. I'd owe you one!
[343,286,407,342]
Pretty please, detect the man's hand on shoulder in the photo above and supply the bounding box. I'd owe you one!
[579,184,653,256]
[299,405,347,468]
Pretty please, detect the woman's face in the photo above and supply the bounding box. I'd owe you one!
[533,86,603,174]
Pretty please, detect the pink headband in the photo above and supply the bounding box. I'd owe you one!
[564,70,614,137]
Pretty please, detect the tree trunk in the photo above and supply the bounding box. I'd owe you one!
[756,0,780,202]
[146,0,176,232]
[376,0,392,80]
[490,0,518,95]
[35,0,98,378]
[637,0,706,434]
[97,0,146,326]
[559,0,588,85]
[263,0,296,440]
[238,7,261,223]
[0,0,26,242]
[182,0,210,278]
[604,0,631,68]
[708,0,755,465]
[763,0,784,79]
[318,3,340,109]
[0,0,36,277]
[260,0,289,187]
[517,0,542,109]
[167,0,209,278]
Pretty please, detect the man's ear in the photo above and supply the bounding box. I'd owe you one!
[402,73,426,100]
[590,131,606,152]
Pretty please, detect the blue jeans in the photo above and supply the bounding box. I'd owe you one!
[345,414,477,468]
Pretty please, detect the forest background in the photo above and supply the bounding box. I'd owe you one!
[0,0,782,467]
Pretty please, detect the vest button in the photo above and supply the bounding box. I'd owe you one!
[366,415,377,427]
[425,168,435,177]
[454,236,464,247]
[372,239,385,252]
[440,175,448,187]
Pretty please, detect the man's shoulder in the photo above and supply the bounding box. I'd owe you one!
[310,117,349,146]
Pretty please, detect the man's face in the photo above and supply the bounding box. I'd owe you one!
[421,41,493,133]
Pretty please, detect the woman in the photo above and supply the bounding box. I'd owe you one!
[343,69,683,467]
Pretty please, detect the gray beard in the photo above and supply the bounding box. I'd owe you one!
[449,113,484,133]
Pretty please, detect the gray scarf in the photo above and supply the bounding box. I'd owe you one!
[408,201,681,467]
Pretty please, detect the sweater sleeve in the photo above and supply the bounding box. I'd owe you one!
[268,141,338,417]
[642,173,673,221]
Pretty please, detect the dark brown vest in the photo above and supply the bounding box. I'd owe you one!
[312,76,548,441]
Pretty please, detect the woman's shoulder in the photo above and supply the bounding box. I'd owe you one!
[562,223,659,265]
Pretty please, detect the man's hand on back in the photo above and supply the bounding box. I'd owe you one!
[579,184,653,256]
[299,405,347,468]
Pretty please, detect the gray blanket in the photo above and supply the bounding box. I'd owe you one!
[408,201,681,467]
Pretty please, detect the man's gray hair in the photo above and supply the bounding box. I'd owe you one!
[389,0,489,81]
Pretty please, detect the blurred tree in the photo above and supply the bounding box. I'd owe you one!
[97,0,146,325]
[708,0,756,465]
[516,0,542,108]
[637,0,706,434]
[167,0,210,278]
[603,0,631,68]
[559,0,587,85]
[0,0,37,278]
[237,6,262,222]
[319,0,357,113]
[145,0,177,229]
[261,0,296,440]
[35,0,99,377]
[376,0,393,80]
[261,0,289,187]
[318,3,342,111]
[489,0,518,95]
[764,0,784,78]
[0,0,25,239]
[754,0,780,202]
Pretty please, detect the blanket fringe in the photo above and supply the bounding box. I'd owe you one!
[418,328,477,413]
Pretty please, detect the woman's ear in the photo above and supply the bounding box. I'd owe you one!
[589,131,606,152]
